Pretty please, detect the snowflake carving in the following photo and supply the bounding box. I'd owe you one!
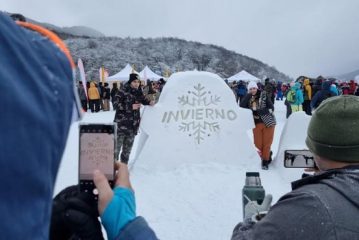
[177,84,221,144]
[178,83,221,107]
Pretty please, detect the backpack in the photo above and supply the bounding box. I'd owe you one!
[286,89,296,104]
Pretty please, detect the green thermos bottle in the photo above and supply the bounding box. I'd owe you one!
[242,172,265,218]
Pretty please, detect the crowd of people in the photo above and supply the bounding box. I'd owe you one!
[2,12,359,240]
[79,75,359,171]
[231,76,359,170]
[230,76,359,118]
[77,76,166,165]
[77,78,166,113]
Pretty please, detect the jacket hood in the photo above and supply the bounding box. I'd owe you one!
[291,82,301,90]
[304,78,310,85]
[90,82,95,87]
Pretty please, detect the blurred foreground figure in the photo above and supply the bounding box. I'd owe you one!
[232,95,359,240]
[1,12,157,240]
[0,12,79,239]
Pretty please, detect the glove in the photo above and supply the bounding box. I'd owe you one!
[100,187,136,240]
[50,185,104,240]
[244,194,272,221]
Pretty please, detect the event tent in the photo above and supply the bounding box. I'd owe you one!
[107,64,138,82]
[227,70,260,82]
[139,66,164,80]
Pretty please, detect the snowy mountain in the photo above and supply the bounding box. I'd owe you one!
[27,19,105,38]
[61,26,105,38]
[7,12,291,82]
[3,12,105,38]
[337,68,359,81]
[65,36,292,82]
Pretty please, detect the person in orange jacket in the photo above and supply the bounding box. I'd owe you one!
[88,81,101,112]
[302,78,312,115]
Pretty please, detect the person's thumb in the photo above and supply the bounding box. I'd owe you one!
[115,162,133,190]
[93,170,113,215]
[260,194,273,210]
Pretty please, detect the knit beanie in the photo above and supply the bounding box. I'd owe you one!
[247,81,258,90]
[128,73,139,84]
[306,95,359,162]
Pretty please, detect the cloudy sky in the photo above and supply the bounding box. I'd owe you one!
[2,0,359,78]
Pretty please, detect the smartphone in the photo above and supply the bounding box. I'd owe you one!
[284,150,316,168]
[79,123,117,199]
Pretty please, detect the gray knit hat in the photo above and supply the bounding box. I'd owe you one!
[306,95,359,162]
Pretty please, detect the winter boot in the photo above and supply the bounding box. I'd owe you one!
[268,151,273,164]
[261,160,269,170]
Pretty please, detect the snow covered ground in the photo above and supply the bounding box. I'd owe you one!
[55,99,307,240]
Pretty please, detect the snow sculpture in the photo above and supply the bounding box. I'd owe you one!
[132,71,260,171]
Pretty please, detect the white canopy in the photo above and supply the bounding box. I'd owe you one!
[107,64,139,82]
[227,70,260,82]
[139,66,164,80]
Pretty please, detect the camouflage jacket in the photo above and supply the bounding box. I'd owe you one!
[113,84,151,134]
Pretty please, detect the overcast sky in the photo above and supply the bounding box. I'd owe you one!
[2,0,359,78]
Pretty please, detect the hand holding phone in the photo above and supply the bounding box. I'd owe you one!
[93,162,136,240]
[79,123,117,200]
[93,162,133,214]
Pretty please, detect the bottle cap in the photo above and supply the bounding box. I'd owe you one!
[245,172,262,186]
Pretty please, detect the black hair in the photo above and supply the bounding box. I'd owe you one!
[10,14,26,22]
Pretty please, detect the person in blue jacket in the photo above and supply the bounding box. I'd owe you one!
[0,12,157,240]
[289,82,304,113]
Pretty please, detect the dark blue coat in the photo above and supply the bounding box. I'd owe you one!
[310,81,335,110]
[0,13,75,239]
[115,217,158,240]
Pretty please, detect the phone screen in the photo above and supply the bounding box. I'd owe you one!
[284,150,316,168]
[79,124,116,182]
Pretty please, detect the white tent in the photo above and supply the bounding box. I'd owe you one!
[227,70,260,82]
[355,75,359,84]
[107,64,138,82]
[139,66,164,80]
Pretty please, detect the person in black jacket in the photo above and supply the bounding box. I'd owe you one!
[263,78,276,104]
[102,82,111,111]
[110,82,119,106]
[310,80,335,111]
[113,73,154,164]
[232,95,359,240]
[77,81,88,112]
[240,81,276,170]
